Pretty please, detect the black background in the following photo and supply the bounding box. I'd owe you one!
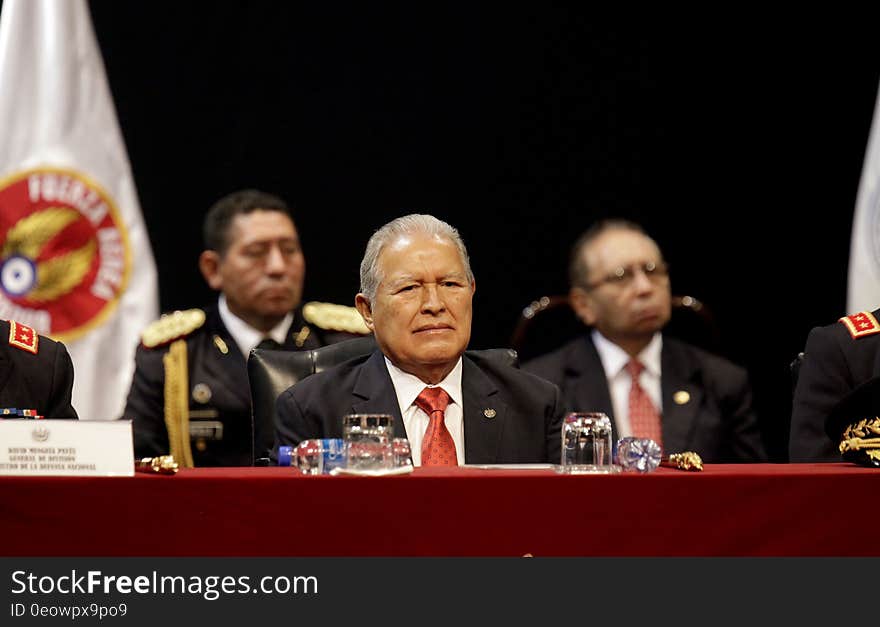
[75,3,880,461]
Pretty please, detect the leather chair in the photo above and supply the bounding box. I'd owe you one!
[248,335,519,464]
[790,351,805,395]
[509,293,721,363]
[249,335,377,465]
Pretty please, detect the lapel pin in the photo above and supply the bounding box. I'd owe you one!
[483,408,496,419]
[673,391,690,405]
[192,383,212,404]
[213,335,229,355]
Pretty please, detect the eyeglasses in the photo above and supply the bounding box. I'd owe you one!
[584,260,669,290]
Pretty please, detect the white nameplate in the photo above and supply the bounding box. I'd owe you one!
[0,420,134,477]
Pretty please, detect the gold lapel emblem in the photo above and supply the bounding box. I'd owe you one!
[673,390,690,405]
[294,326,311,348]
[484,408,496,419]
[213,335,229,354]
[192,383,212,404]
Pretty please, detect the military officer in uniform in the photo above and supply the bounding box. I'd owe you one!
[0,319,78,420]
[790,309,880,462]
[122,189,368,466]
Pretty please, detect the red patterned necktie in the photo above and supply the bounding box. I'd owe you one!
[626,360,663,447]
[414,387,457,466]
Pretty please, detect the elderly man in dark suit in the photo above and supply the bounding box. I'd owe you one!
[0,319,77,420]
[523,219,765,463]
[275,214,564,465]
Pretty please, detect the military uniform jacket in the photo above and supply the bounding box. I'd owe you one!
[790,309,880,462]
[275,349,565,464]
[125,303,352,466]
[0,319,77,420]
[523,334,766,463]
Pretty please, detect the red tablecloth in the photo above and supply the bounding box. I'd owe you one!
[1,464,875,556]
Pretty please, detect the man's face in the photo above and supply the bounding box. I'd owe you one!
[356,233,474,383]
[200,210,305,330]
[571,228,671,343]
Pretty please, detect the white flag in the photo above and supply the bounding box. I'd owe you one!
[847,81,880,315]
[0,0,158,419]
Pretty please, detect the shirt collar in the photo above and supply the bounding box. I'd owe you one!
[217,294,293,356]
[384,355,464,417]
[591,328,663,378]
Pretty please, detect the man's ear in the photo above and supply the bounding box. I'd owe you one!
[199,250,223,290]
[355,294,375,332]
[569,286,597,327]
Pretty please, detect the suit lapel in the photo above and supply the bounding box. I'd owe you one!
[346,353,509,461]
[462,355,505,463]
[203,309,252,408]
[564,337,618,440]
[351,351,407,437]
[660,340,703,453]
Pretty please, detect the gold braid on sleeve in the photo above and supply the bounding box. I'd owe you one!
[163,339,194,468]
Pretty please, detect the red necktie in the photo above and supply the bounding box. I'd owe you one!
[626,360,663,447]
[414,387,457,466]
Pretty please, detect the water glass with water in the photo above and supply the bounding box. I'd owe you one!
[342,414,394,470]
[560,412,615,474]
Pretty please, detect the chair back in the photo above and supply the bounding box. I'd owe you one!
[249,335,377,464]
[510,293,721,362]
[790,351,805,395]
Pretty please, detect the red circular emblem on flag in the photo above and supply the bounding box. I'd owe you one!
[0,168,131,341]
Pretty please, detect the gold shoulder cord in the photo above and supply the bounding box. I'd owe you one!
[163,339,194,468]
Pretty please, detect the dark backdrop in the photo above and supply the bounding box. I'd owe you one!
[81,3,879,461]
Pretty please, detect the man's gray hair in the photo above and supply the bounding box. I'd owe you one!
[359,214,474,302]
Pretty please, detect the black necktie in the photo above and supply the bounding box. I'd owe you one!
[256,337,282,351]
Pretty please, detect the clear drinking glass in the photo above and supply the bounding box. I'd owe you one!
[342,414,394,470]
[559,412,616,474]
[392,437,413,468]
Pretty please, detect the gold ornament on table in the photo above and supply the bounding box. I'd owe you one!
[839,416,880,456]
[135,455,179,475]
[661,451,703,472]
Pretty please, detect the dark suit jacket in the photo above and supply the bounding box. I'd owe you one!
[0,320,77,420]
[790,309,880,462]
[523,334,766,463]
[275,350,564,464]
[125,303,340,466]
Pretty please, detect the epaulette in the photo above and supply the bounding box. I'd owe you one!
[141,309,206,348]
[302,301,370,335]
[8,320,38,354]
[839,311,880,339]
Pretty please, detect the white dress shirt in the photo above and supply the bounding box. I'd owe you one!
[591,329,663,437]
[217,294,293,358]
[384,356,464,466]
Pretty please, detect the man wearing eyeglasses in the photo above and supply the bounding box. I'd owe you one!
[523,219,766,463]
